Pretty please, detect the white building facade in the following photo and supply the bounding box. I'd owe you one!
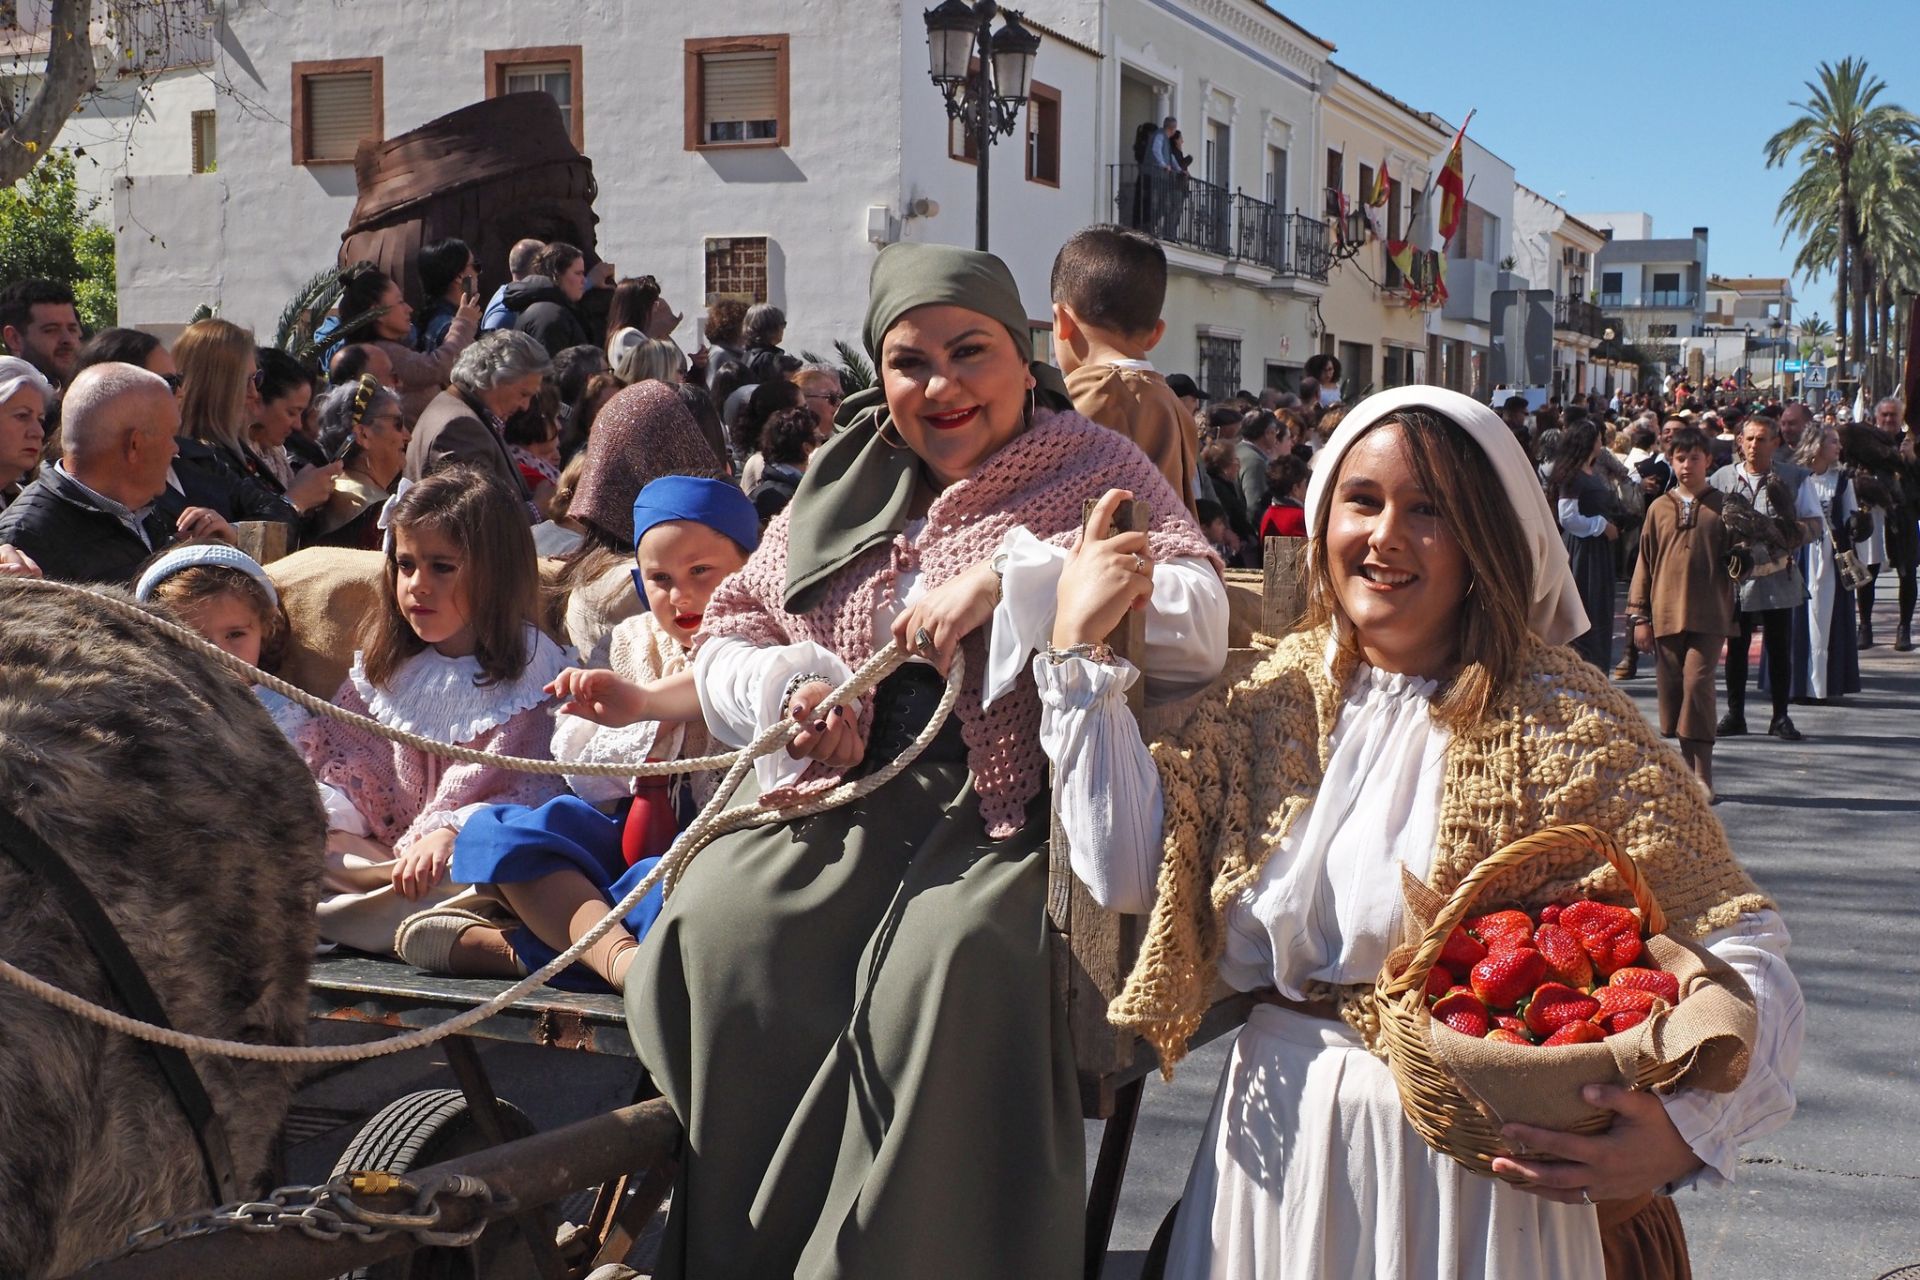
[93,0,1603,407]
[113,0,1107,358]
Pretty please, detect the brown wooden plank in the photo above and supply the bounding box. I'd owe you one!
[1261,534,1308,636]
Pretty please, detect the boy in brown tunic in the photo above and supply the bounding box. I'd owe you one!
[1051,224,1199,513]
[1628,425,1737,795]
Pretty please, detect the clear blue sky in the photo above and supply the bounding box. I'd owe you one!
[1274,0,1920,321]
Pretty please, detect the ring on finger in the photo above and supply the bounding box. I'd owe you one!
[913,626,936,656]
[1130,552,1148,575]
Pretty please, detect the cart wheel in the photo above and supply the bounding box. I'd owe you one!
[329,1088,536,1280]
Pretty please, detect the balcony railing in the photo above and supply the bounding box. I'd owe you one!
[1554,296,1603,337]
[1596,290,1697,310]
[1112,164,1329,283]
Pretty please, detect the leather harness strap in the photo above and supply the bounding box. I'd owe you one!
[0,804,239,1204]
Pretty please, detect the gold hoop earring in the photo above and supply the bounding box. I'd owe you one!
[876,416,910,450]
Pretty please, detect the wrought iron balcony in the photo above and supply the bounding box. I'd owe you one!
[1596,290,1697,310]
[1111,165,1329,283]
[1554,296,1603,337]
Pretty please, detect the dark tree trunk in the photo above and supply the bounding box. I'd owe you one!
[0,0,97,187]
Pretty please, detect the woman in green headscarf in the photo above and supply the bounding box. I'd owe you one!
[619,243,1228,1277]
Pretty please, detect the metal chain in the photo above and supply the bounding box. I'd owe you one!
[106,1170,516,1262]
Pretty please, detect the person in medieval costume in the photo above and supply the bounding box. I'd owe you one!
[1048,386,1804,1280]
[624,241,1227,1278]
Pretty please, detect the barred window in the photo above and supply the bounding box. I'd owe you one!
[1197,333,1242,403]
[705,236,769,304]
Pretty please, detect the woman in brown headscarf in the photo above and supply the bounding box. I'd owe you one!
[557,381,726,666]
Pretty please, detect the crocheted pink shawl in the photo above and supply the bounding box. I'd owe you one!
[699,407,1220,837]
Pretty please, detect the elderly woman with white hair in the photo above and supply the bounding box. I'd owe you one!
[0,355,53,512]
[405,329,552,513]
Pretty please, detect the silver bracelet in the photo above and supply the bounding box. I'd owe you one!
[1041,642,1117,666]
[781,670,835,711]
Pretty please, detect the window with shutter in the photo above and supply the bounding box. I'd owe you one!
[486,46,584,150]
[685,36,789,150]
[291,59,382,165]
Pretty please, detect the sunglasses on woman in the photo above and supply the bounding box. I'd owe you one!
[806,390,845,407]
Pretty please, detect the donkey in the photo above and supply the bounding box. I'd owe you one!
[0,580,324,1277]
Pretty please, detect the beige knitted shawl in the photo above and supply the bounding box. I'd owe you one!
[1110,624,1774,1072]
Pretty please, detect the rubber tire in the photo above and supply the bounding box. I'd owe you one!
[329,1088,537,1280]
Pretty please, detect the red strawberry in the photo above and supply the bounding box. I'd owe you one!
[1533,922,1595,989]
[1521,982,1602,1038]
[1486,1027,1534,1046]
[1466,909,1534,951]
[1538,903,1562,925]
[1469,947,1547,1010]
[1424,967,1453,1002]
[1598,1008,1650,1034]
[1608,966,1681,1005]
[1558,900,1645,975]
[1593,985,1658,1020]
[1493,1015,1535,1043]
[1437,927,1488,980]
[1542,1020,1606,1046]
[1432,986,1491,1038]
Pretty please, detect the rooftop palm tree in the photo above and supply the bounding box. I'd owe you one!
[1765,57,1918,380]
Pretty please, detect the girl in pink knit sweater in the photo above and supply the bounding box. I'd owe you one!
[297,467,569,956]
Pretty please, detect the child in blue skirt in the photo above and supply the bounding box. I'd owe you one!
[393,476,759,991]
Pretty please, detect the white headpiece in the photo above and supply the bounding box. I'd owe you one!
[133,542,279,607]
[1303,384,1588,646]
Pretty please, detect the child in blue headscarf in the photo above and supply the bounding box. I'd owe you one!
[393,476,760,990]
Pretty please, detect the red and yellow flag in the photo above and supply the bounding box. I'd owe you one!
[1366,156,1390,207]
[1435,113,1472,246]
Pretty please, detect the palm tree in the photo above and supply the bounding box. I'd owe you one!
[1765,57,1919,381]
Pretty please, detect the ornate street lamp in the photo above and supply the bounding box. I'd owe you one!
[1769,315,1783,394]
[923,1,1042,250]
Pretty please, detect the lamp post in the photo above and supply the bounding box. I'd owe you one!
[1769,315,1783,397]
[923,0,1041,251]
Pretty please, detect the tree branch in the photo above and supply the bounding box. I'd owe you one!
[0,0,98,187]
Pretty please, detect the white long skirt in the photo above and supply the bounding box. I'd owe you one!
[1164,1005,1606,1280]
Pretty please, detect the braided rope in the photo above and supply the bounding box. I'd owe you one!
[0,577,957,1064]
[2,577,729,777]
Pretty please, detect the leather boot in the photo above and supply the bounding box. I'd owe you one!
[1859,617,1875,648]
[1898,622,1915,652]
[1612,649,1638,680]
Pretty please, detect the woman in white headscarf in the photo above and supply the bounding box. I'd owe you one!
[1043,386,1804,1280]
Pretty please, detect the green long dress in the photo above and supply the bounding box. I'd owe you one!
[625,714,1083,1279]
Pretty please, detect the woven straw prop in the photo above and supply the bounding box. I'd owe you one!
[1373,824,1758,1180]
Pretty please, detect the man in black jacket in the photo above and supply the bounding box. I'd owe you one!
[0,363,233,583]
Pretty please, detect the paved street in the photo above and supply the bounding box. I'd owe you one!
[287,599,1920,1279]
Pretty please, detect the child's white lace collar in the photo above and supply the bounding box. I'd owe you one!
[350,625,573,744]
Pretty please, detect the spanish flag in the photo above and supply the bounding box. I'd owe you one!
[1366,156,1390,207]
[1435,112,1473,246]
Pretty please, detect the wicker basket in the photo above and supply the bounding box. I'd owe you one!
[1373,824,1669,1178]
